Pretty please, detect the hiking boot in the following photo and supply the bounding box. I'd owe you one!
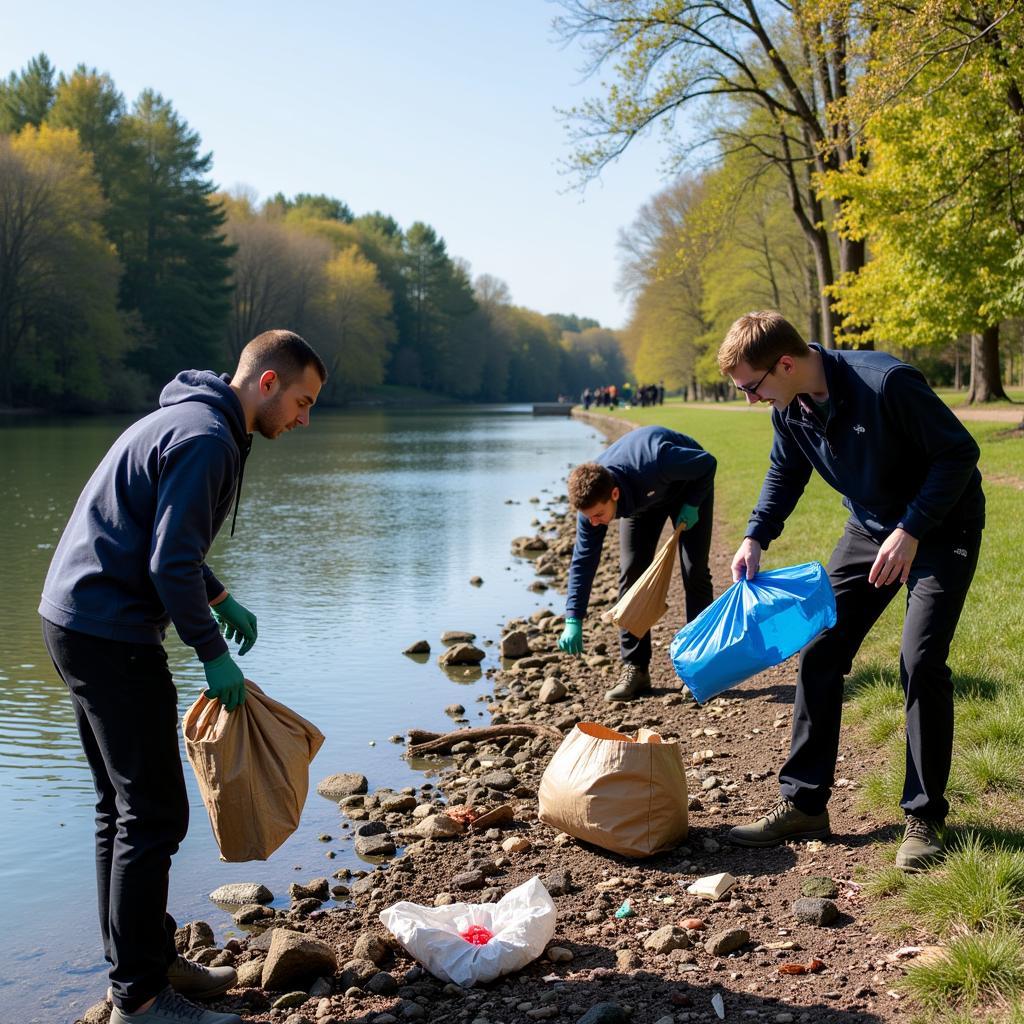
[727,799,831,847]
[604,664,652,701]
[895,815,945,871]
[166,956,237,1000]
[109,986,242,1024]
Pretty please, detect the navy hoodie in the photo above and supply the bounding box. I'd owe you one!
[39,371,250,662]
[746,345,984,548]
[566,426,717,619]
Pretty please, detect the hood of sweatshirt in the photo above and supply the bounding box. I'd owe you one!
[159,370,250,453]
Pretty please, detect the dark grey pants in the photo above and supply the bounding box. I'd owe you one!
[618,487,715,668]
[779,517,983,821]
[42,619,186,1012]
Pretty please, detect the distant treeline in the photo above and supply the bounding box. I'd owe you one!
[0,55,627,411]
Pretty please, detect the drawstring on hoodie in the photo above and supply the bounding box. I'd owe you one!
[230,434,253,537]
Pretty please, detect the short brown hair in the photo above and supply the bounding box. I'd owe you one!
[568,463,616,510]
[236,329,328,385]
[717,311,809,375]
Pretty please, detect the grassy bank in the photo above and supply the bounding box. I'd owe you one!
[598,401,1024,1022]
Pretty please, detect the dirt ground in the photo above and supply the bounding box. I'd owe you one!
[83,416,939,1024]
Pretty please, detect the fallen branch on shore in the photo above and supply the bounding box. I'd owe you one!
[406,724,563,756]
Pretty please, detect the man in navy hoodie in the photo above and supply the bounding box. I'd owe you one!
[558,425,717,700]
[39,330,326,1024]
[717,311,983,871]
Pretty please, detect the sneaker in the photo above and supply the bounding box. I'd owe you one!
[167,955,237,1000]
[109,987,241,1024]
[727,799,831,847]
[604,665,652,701]
[895,815,944,871]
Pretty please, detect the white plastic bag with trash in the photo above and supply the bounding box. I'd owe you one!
[379,876,556,987]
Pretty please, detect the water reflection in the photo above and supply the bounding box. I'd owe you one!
[0,406,601,1022]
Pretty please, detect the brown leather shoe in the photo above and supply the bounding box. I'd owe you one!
[604,664,652,701]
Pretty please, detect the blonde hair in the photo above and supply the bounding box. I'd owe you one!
[718,311,809,375]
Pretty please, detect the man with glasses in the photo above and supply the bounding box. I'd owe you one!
[717,311,984,870]
[558,425,717,700]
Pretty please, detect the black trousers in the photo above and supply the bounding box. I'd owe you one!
[41,619,187,1012]
[779,517,982,821]
[618,486,715,668]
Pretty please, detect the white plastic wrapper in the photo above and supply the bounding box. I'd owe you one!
[378,875,557,987]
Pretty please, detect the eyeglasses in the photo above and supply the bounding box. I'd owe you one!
[736,358,780,396]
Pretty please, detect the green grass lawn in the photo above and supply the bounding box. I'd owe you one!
[599,403,1024,1022]
[935,387,1024,408]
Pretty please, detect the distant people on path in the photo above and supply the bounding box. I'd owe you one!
[39,330,327,1024]
[718,311,984,872]
[558,425,717,701]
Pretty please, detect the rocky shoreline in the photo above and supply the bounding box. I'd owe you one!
[79,413,920,1024]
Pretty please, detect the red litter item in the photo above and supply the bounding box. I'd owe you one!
[459,925,494,945]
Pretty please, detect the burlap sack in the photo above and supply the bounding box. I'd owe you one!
[537,722,688,857]
[183,680,325,862]
[602,524,684,638]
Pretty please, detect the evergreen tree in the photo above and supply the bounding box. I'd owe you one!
[0,53,56,133]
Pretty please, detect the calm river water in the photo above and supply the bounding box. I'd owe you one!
[0,405,602,1024]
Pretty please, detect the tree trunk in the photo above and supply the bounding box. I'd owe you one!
[965,324,1009,403]
[954,339,962,390]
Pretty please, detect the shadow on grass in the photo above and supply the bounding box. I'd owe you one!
[947,821,1024,852]
[842,662,1003,704]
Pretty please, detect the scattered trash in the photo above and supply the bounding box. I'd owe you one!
[685,872,736,901]
[615,900,635,919]
[379,876,556,987]
[778,958,826,975]
[711,991,725,1019]
[459,925,494,945]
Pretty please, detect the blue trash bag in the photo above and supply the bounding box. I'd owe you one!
[669,561,836,704]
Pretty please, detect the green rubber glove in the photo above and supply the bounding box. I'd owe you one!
[202,652,246,712]
[675,504,700,531]
[212,594,258,656]
[558,617,584,655]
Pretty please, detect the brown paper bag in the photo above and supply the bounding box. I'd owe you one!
[537,722,688,857]
[182,680,325,862]
[602,523,684,638]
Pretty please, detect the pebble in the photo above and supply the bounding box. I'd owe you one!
[705,927,750,956]
[792,897,839,925]
[546,945,574,962]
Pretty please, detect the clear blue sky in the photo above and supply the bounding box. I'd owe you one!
[3,1,676,330]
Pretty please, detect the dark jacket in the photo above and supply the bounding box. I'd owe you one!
[746,345,984,548]
[39,371,250,661]
[566,425,717,619]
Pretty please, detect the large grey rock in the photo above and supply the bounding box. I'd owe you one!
[209,883,273,905]
[234,903,275,925]
[438,643,485,666]
[501,630,531,659]
[235,960,264,988]
[792,897,839,925]
[403,640,430,654]
[479,771,516,791]
[644,925,690,954]
[355,834,397,857]
[261,929,337,989]
[290,878,330,901]
[539,678,568,704]
[366,971,399,996]
[543,868,573,896]
[705,927,749,956]
[453,869,486,890]
[316,773,368,800]
[412,814,462,840]
[82,1002,111,1023]
[338,957,379,988]
[441,630,477,643]
[380,794,417,813]
[577,1004,629,1024]
[354,820,388,838]
[353,932,391,966]
[174,921,214,953]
